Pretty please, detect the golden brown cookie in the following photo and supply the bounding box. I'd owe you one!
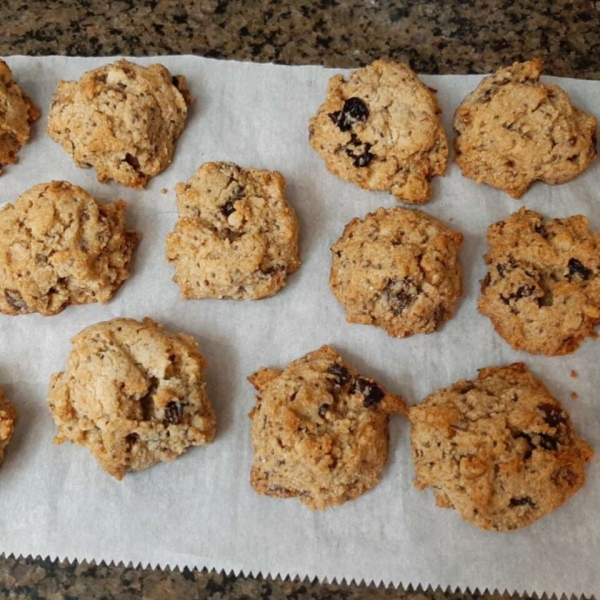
[248,345,406,509]
[454,58,597,198]
[479,207,600,355]
[47,59,192,189]
[410,363,593,532]
[0,181,140,317]
[309,60,448,204]
[0,60,40,175]
[0,386,17,466]
[330,207,463,337]
[166,162,301,300]
[47,317,217,480]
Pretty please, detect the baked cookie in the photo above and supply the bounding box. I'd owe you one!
[410,363,593,532]
[0,60,40,175]
[248,345,406,509]
[330,207,463,337]
[47,317,217,480]
[166,162,301,300]
[454,58,597,198]
[309,60,448,204]
[479,207,600,355]
[0,386,17,466]
[47,59,192,189]
[0,181,140,317]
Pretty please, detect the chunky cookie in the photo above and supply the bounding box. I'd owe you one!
[330,207,463,337]
[309,60,448,204]
[0,181,140,317]
[0,386,17,466]
[248,345,406,509]
[47,317,217,480]
[479,207,600,355]
[0,60,40,175]
[47,59,191,189]
[166,162,301,300]
[410,363,593,531]
[454,58,597,198]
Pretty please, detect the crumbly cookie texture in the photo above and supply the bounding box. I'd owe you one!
[454,58,597,198]
[47,317,217,480]
[248,345,406,509]
[410,363,593,532]
[330,207,463,338]
[0,386,17,466]
[166,162,301,300]
[47,59,192,189]
[0,181,140,317]
[0,60,40,176]
[309,60,448,204]
[479,207,600,355]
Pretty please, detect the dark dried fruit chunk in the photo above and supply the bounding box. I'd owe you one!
[4,289,28,312]
[509,496,536,508]
[328,97,369,132]
[566,258,592,281]
[221,200,236,217]
[318,403,330,418]
[538,403,566,428]
[351,377,385,408]
[385,277,418,314]
[164,401,187,425]
[502,284,536,304]
[327,364,351,387]
[125,433,139,449]
[538,433,559,451]
[125,153,142,173]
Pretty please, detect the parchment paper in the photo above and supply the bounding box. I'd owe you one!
[0,56,599,597]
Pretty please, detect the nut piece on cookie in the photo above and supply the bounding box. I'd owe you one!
[454,58,597,198]
[47,318,217,480]
[309,60,448,204]
[410,363,593,532]
[479,207,600,355]
[47,59,192,189]
[330,207,463,338]
[166,162,301,300]
[0,60,40,175]
[0,386,17,466]
[0,181,140,317]
[248,345,406,509]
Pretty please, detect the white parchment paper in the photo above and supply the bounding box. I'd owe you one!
[0,56,599,596]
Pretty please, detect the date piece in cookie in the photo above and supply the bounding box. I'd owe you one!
[0,386,17,466]
[454,58,597,198]
[410,363,593,532]
[479,207,600,355]
[248,345,406,509]
[166,162,301,300]
[330,207,463,338]
[47,318,217,480]
[47,59,192,189]
[0,60,40,175]
[309,60,448,204]
[0,181,140,317]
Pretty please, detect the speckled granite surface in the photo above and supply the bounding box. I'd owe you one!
[1,1,599,598]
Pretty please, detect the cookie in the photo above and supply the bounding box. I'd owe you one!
[410,363,593,532]
[479,207,600,355]
[0,181,140,317]
[330,207,463,338]
[309,60,448,204]
[47,317,217,480]
[47,59,192,189]
[0,386,17,466]
[166,162,301,300]
[454,58,597,198]
[248,345,406,509]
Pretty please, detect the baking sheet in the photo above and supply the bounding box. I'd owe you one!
[0,55,598,596]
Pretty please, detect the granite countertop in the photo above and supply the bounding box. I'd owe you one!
[1,1,599,598]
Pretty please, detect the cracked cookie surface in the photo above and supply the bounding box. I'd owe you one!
[0,60,40,175]
[47,317,217,480]
[309,60,448,204]
[0,386,17,466]
[410,363,593,532]
[454,58,597,198]
[166,162,301,300]
[0,181,140,317]
[248,345,406,509]
[47,59,192,189]
[330,207,463,338]
[479,207,600,355]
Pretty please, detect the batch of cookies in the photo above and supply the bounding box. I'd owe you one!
[0,56,597,533]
